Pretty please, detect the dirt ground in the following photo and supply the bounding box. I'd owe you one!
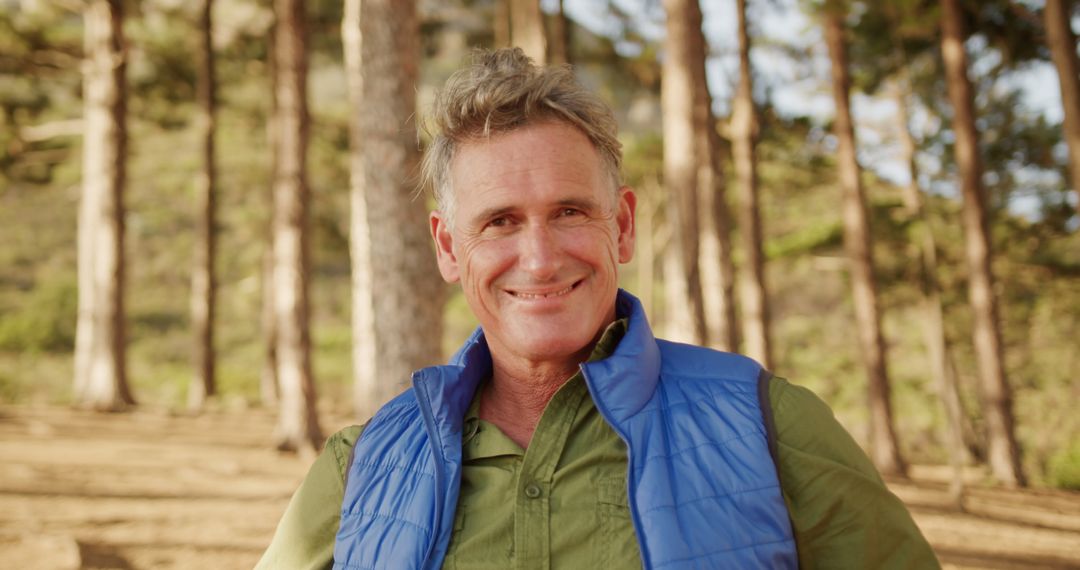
[1,406,1078,570]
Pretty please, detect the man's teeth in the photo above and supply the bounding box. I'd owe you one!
[513,284,574,299]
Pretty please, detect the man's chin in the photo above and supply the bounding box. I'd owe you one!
[504,329,595,363]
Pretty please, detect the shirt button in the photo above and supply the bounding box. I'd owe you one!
[524,483,542,499]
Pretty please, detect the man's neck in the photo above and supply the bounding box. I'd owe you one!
[478,358,582,449]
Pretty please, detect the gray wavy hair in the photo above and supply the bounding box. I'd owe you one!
[420,48,623,225]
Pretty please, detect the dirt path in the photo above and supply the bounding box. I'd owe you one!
[1,406,1078,569]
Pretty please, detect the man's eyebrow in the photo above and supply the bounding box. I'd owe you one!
[470,198,604,224]
[556,197,602,211]
[471,205,516,223]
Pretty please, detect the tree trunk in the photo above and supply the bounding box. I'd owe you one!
[731,0,771,368]
[824,6,905,477]
[259,246,279,406]
[1044,0,1080,213]
[271,0,321,454]
[689,0,738,352]
[891,66,967,502]
[361,0,445,408]
[74,0,133,411]
[661,0,709,346]
[260,8,280,408]
[637,178,658,319]
[189,0,217,413]
[509,0,546,64]
[663,241,693,341]
[342,0,377,420]
[941,0,1025,487]
[493,0,510,49]
[547,0,569,65]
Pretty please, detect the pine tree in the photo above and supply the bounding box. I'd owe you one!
[270,0,322,453]
[188,0,217,412]
[360,0,445,408]
[823,1,905,476]
[940,0,1025,487]
[661,0,709,345]
[74,0,134,411]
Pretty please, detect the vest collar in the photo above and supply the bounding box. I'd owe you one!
[580,290,662,423]
[412,327,490,438]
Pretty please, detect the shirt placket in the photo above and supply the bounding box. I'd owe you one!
[512,378,588,570]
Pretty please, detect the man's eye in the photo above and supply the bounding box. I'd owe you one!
[558,208,582,217]
[488,217,510,228]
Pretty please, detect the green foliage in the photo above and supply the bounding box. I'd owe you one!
[128,4,198,129]
[622,133,664,188]
[0,352,72,405]
[0,368,18,404]
[765,221,843,259]
[0,278,76,353]
[0,6,81,189]
[1047,441,1080,491]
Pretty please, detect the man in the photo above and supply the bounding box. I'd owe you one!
[257,48,938,569]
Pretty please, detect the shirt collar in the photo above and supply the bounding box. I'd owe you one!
[415,289,660,442]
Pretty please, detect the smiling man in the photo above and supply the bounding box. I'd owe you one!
[257,48,938,570]
[429,118,635,449]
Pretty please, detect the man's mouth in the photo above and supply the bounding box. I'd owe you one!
[508,280,581,299]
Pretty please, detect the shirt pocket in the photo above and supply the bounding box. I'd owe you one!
[597,476,641,567]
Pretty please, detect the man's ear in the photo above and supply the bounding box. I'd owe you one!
[616,186,636,264]
[430,211,461,283]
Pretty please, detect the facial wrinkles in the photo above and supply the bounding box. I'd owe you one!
[452,204,619,310]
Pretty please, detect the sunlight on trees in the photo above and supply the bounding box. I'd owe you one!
[0,0,1077,492]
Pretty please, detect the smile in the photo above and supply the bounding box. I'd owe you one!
[508,281,581,299]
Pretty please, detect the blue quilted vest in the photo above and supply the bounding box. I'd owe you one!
[333,290,797,569]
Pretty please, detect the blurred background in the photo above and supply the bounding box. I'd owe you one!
[1,0,1080,566]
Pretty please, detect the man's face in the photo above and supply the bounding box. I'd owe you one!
[430,120,636,366]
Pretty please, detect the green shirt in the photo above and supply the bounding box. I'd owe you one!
[257,322,937,569]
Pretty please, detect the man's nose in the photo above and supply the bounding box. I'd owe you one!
[518,224,563,280]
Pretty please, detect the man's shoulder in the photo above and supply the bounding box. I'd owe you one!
[361,386,423,422]
[332,388,428,476]
[381,386,421,409]
[654,338,765,385]
[325,424,366,477]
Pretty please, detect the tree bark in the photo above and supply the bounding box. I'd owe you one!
[493,0,510,49]
[271,0,321,454]
[361,0,445,409]
[189,0,217,413]
[547,0,569,65]
[662,241,692,341]
[731,0,771,367]
[342,0,377,420]
[74,0,134,411]
[637,178,659,319]
[889,20,968,498]
[510,0,546,64]
[259,246,279,406]
[689,0,738,352]
[941,0,1025,487]
[661,0,709,346]
[824,6,905,477]
[1044,0,1080,213]
[895,82,968,502]
[260,8,280,408]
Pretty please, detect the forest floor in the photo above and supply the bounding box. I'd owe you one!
[0,405,1078,570]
